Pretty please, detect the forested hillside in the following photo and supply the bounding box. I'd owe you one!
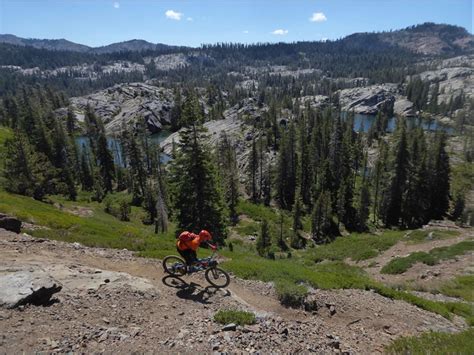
[0,22,473,353]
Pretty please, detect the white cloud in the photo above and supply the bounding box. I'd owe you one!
[271,29,288,35]
[186,17,193,21]
[321,37,328,41]
[243,30,249,34]
[113,1,120,9]
[310,12,327,22]
[165,10,183,21]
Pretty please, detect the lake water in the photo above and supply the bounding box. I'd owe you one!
[345,113,453,134]
[76,114,451,166]
[76,130,171,166]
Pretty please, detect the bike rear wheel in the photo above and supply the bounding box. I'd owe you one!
[204,267,230,288]
[162,256,187,276]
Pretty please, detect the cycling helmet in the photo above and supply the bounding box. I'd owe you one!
[199,230,212,241]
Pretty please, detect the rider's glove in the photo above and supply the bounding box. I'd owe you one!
[210,244,217,251]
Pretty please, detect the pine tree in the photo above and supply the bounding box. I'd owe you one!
[372,140,389,224]
[290,195,305,249]
[298,114,312,207]
[96,132,115,193]
[3,132,57,201]
[155,181,169,233]
[311,191,337,244]
[51,119,76,200]
[169,123,227,243]
[275,122,297,210]
[336,114,357,230]
[79,149,94,191]
[428,132,450,220]
[381,119,409,227]
[328,113,343,198]
[66,106,76,134]
[256,219,271,256]
[84,107,115,193]
[356,154,371,231]
[180,90,203,127]
[171,88,182,131]
[217,132,240,224]
[401,128,430,227]
[262,161,272,206]
[124,132,146,205]
[248,135,259,203]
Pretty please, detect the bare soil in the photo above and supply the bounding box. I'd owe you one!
[0,229,468,354]
[356,228,473,288]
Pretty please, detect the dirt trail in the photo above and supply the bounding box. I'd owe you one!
[356,228,474,287]
[1,237,295,320]
[0,229,467,353]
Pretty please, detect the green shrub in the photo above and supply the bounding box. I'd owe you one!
[310,231,404,263]
[405,230,459,244]
[214,309,256,326]
[381,241,474,274]
[119,199,131,221]
[381,252,435,274]
[445,302,474,325]
[234,220,259,236]
[103,195,131,221]
[0,189,178,258]
[439,275,474,302]
[275,279,308,308]
[385,328,474,354]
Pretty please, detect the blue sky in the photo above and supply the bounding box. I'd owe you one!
[0,0,472,47]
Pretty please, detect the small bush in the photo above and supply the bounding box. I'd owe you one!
[445,302,474,325]
[439,275,474,302]
[381,252,435,274]
[381,241,474,274]
[385,328,474,354]
[405,230,459,244]
[275,279,308,308]
[234,220,260,236]
[214,309,256,326]
[103,195,131,221]
[119,200,131,221]
[310,231,404,263]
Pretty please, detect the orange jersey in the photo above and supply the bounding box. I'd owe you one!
[177,233,204,251]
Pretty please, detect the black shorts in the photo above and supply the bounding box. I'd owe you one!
[177,248,197,265]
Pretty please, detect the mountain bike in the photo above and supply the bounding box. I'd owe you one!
[162,251,230,288]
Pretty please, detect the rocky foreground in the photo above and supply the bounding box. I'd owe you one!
[0,229,467,353]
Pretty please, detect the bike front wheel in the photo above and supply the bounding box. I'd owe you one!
[204,267,230,288]
[162,255,187,276]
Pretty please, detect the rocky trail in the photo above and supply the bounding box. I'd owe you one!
[0,229,468,353]
[357,226,473,289]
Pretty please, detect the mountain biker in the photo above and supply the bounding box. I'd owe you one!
[176,230,217,271]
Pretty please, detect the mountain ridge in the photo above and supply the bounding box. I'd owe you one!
[0,34,177,54]
[1,22,472,55]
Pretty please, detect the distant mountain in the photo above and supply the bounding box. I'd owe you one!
[344,23,473,55]
[92,39,175,54]
[1,23,472,56]
[0,34,175,54]
[0,34,91,52]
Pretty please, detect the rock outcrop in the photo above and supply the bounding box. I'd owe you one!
[393,98,416,117]
[0,214,22,233]
[68,83,175,134]
[0,270,62,308]
[338,84,417,117]
[160,98,265,157]
[338,84,397,115]
[413,66,474,104]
